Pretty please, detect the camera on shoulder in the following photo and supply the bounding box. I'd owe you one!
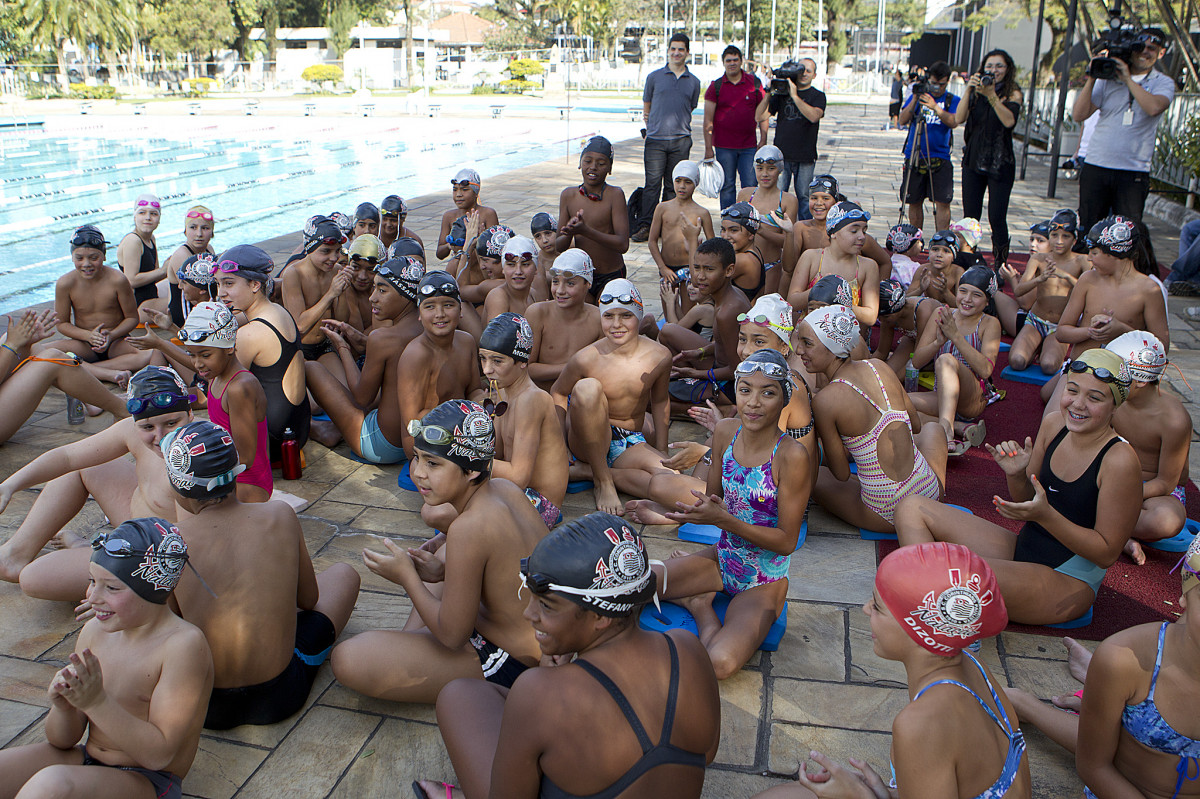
[770,60,805,96]
[1087,19,1145,80]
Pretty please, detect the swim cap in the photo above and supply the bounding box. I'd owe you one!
[480,313,534,362]
[70,224,109,253]
[886,223,922,253]
[330,211,355,239]
[958,266,998,298]
[531,212,557,235]
[1085,215,1138,257]
[549,249,594,285]
[929,230,960,256]
[1106,330,1168,384]
[826,201,870,235]
[91,518,188,604]
[160,420,245,500]
[409,399,494,473]
[452,167,481,193]
[127,365,190,419]
[381,195,408,217]
[810,274,855,307]
[1181,533,1200,596]
[1029,220,1051,240]
[722,202,761,233]
[950,218,982,249]
[880,279,907,316]
[672,160,700,184]
[349,233,384,265]
[739,292,794,349]
[448,217,467,248]
[417,270,460,302]
[388,237,425,262]
[178,253,216,289]
[303,215,347,254]
[876,542,1007,656]
[477,225,515,258]
[598,278,644,321]
[580,135,615,162]
[500,235,537,264]
[755,144,784,163]
[1049,208,1080,237]
[521,512,659,618]
[217,244,275,292]
[1068,347,1132,406]
[734,348,794,401]
[809,174,841,198]
[180,301,237,349]
[135,193,161,211]
[803,305,858,358]
[355,202,381,224]
[377,256,424,301]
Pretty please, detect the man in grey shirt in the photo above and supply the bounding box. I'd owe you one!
[1072,27,1174,231]
[633,32,702,242]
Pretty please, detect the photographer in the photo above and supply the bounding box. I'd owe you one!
[898,61,960,233]
[955,49,1024,266]
[1072,27,1173,230]
[770,58,826,217]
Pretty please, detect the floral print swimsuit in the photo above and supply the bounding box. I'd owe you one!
[716,428,790,595]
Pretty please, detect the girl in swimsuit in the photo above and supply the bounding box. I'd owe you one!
[909,266,1002,455]
[117,193,167,311]
[874,277,940,377]
[720,202,767,301]
[149,205,216,328]
[753,542,1030,799]
[785,174,892,295]
[798,305,947,535]
[788,201,881,326]
[739,145,799,297]
[894,347,1142,625]
[421,513,720,799]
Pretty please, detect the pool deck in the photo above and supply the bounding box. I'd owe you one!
[2,99,1200,798]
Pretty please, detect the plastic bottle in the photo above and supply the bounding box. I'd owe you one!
[904,356,919,393]
[67,397,86,425]
[281,427,302,480]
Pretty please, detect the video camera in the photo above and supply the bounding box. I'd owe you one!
[770,60,805,96]
[1087,15,1145,80]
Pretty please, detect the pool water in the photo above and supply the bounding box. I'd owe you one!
[0,113,640,315]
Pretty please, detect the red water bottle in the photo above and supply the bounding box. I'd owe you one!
[281,427,302,480]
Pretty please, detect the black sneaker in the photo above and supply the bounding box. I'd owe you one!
[631,224,651,243]
[1168,280,1200,297]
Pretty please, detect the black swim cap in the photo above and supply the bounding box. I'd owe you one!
[1029,220,1051,239]
[381,195,408,217]
[355,202,381,224]
[160,420,245,500]
[531,212,557,235]
[522,512,658,618]
[448,217,467,248]
[409,399,494,474]
[580,136,615,162]
[417,270,460,302]
[1086,216,1139,257]
[476,225,515,258]
[303,215,347,254]
[330,211,355,238]
[959,265,998,297]
[91,518,188,604]
[479,313,534,362]
[1049,208,1079,237]
[880,279,907,315]
[70,224,109,253]
[388,237,425,261]
[810,274,854,307]
[127,365,190,420]
[376,256,423,301]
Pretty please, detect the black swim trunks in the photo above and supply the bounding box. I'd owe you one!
[469,629,530,688]
[300,339,335,361]
[204,609,336,730]
[78,746,183,799]
[588,266,628,300]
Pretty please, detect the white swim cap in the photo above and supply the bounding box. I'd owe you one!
[672,160,701,184]
[803,305,857,359]
[1107,330,1168,383]
[598,278,644,321]
[549,249,594,285]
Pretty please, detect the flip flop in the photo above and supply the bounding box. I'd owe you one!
[947,438,970,457]
[412,780,456,799]
[963,419,987,449]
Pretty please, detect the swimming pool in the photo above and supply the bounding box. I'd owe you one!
[0,112,641,315]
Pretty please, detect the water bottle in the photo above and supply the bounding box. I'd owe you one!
[904,356,919,393]
[67,397,86,425]
[281,427,302,480]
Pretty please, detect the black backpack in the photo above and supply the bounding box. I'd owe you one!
[627,186,644,230]
[712,71,762,103]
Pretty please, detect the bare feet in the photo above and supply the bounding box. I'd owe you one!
[1123,538,1147,566]
[1051,692,1082,712]
[85,403,106,417]
[1063,637,1093,684]
[0,544,32,583]
[624,499,677,526]
[309,419,344,448]
[568,460,594,482]
[594,481,624,516]
[679,590,717,617]
[413,780,463,799]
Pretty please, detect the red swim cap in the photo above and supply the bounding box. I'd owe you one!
[876,542,1007,656]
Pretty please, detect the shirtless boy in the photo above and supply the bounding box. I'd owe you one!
[556,136,631,298]
[531,211,559,275]
[345,233,384,333]
[483,236,541,322]
[1106,332,1192,564]
[0,518,212,799]
[526,249,603,392]
[306,257,425,464]
[1007,210,1089,373]
[160,421,359,729]
[738,144,800,296]
[552,279,673,515]
[331,400,547,703]
[352,201,380,240]
[281,215,354,377]
[436,168,500,262]
[388,235,426,265]
[380,194,423,250]
[48,224,162,383]
[649,160,715,285]
[397,272,482,458]
[784,174,891,294]
[118,193,167,309]
[0,366,193,594]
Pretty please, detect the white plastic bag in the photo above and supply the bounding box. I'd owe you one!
[697,158,724,199]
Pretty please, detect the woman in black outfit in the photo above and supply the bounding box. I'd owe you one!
[955,49,1023,267]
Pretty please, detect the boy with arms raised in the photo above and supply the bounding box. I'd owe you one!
[553,279,673,515]
[397,272,482,458]
[331,400,547,703]
[649,160,715,285]
[281,215,354,374]
[0,518,212,799]
[483,236,541,322]
[436,168,500,262]
[556,136,631,297]
[526,249,603,393]
[307,257,425,463]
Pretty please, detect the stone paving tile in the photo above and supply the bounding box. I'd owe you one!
[329,718,455,796]
[773,679,907,731]
[0,699,44,749]
[769,602,847,682]
[767,721,894,777]
[786,533,877,605]
[237,705,380,797]
[185,738,271,799]
[713,668,764,768]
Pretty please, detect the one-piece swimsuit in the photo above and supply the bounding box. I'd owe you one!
[206,369,274,496]
[717,428,790,595]
[247,316,311,457]
[807,249,862,305]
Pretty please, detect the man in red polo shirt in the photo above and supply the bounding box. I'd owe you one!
[703,45,769,209]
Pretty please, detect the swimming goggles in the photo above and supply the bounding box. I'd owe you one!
[809,176,839,194]
[92,534,184,561]
[722,206,756,221]
[186,209,214,221]
[503,250,536,264]
[451,180,476,190]
[735,359,791,380]
[519,557,655,600]
[1063,360,1131,386]
[1048,221,1076,233]
[754,157,780,166]
[418,282,459,299]
[598,292,643,309]
[136,199,161,209]
[929,232,960,250]
[737,312,793,331]
[483,398,509,418]
[551,268,589,280]
[126,391,191,415]
[181,315,234,343]
[70,226,108,249]
[351,254,381,266]
[407,420,455,446]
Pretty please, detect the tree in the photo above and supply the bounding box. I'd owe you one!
[227,0,266,62]
[142,0,235,62]
[0,3,32,61]
[18,0,137,84]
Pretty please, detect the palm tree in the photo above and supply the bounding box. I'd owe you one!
[19,0,137,86]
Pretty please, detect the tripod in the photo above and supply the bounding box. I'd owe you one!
[896,105,938,231]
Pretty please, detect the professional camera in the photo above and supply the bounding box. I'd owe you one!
[1087,23,1145,79]
[911,81,930,100]
[979,72,995,87]
[770,60,805,96]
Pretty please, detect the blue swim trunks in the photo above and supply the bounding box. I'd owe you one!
[608,425,646,467]
[359,409,407,464]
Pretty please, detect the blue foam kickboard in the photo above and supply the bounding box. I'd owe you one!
[1145,518,1199,553]
[860,504,972,541]
[312,412,331,422]
[999,341,1011,353]
[397,460,418,492]
[679,520,808,551]
[638,593,788,651]
[1001,364,1056,386]
[1047,607,1093,629]
[566,479,593,494]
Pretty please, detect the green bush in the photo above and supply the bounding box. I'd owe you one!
[67,84,118,100]
[25,82,65,100]
[506,58,544,80]
[470,84,495,95]
[184,76,216,97]
[498,78,536,94]
[302,64,344,83]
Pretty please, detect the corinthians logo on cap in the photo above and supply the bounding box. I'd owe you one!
[908,567,995,649]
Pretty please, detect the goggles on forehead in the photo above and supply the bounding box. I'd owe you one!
[754,157,779,166]
[551,268,589,280]
[930,232,958,248]
[737,312,793,331]
[503,251,536,264]
[126,391,190,415]
[451,180,475,190]
[1063,360,1130,387]
[735,359,790,380]
[809,177,837,193]
[599,292,642,308]
[136,199,161,209]
[70,228,107,249]
[186,210,213,221]
[408,419,453,445]
[181,316,235,343]
[92,534,182,561]
[418,283,459,299]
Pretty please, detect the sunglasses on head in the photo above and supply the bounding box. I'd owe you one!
[599,292,642,308]
[136,199,161,209]
[408,419,454,446]
[186,210,213,221]
[755,157,779,166]
[1063,360,1130,386]
[737,312,793,330]
[126,391,189,415]
[736,360,790,380]
[181,315,234,343]
[503,251,536,264]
